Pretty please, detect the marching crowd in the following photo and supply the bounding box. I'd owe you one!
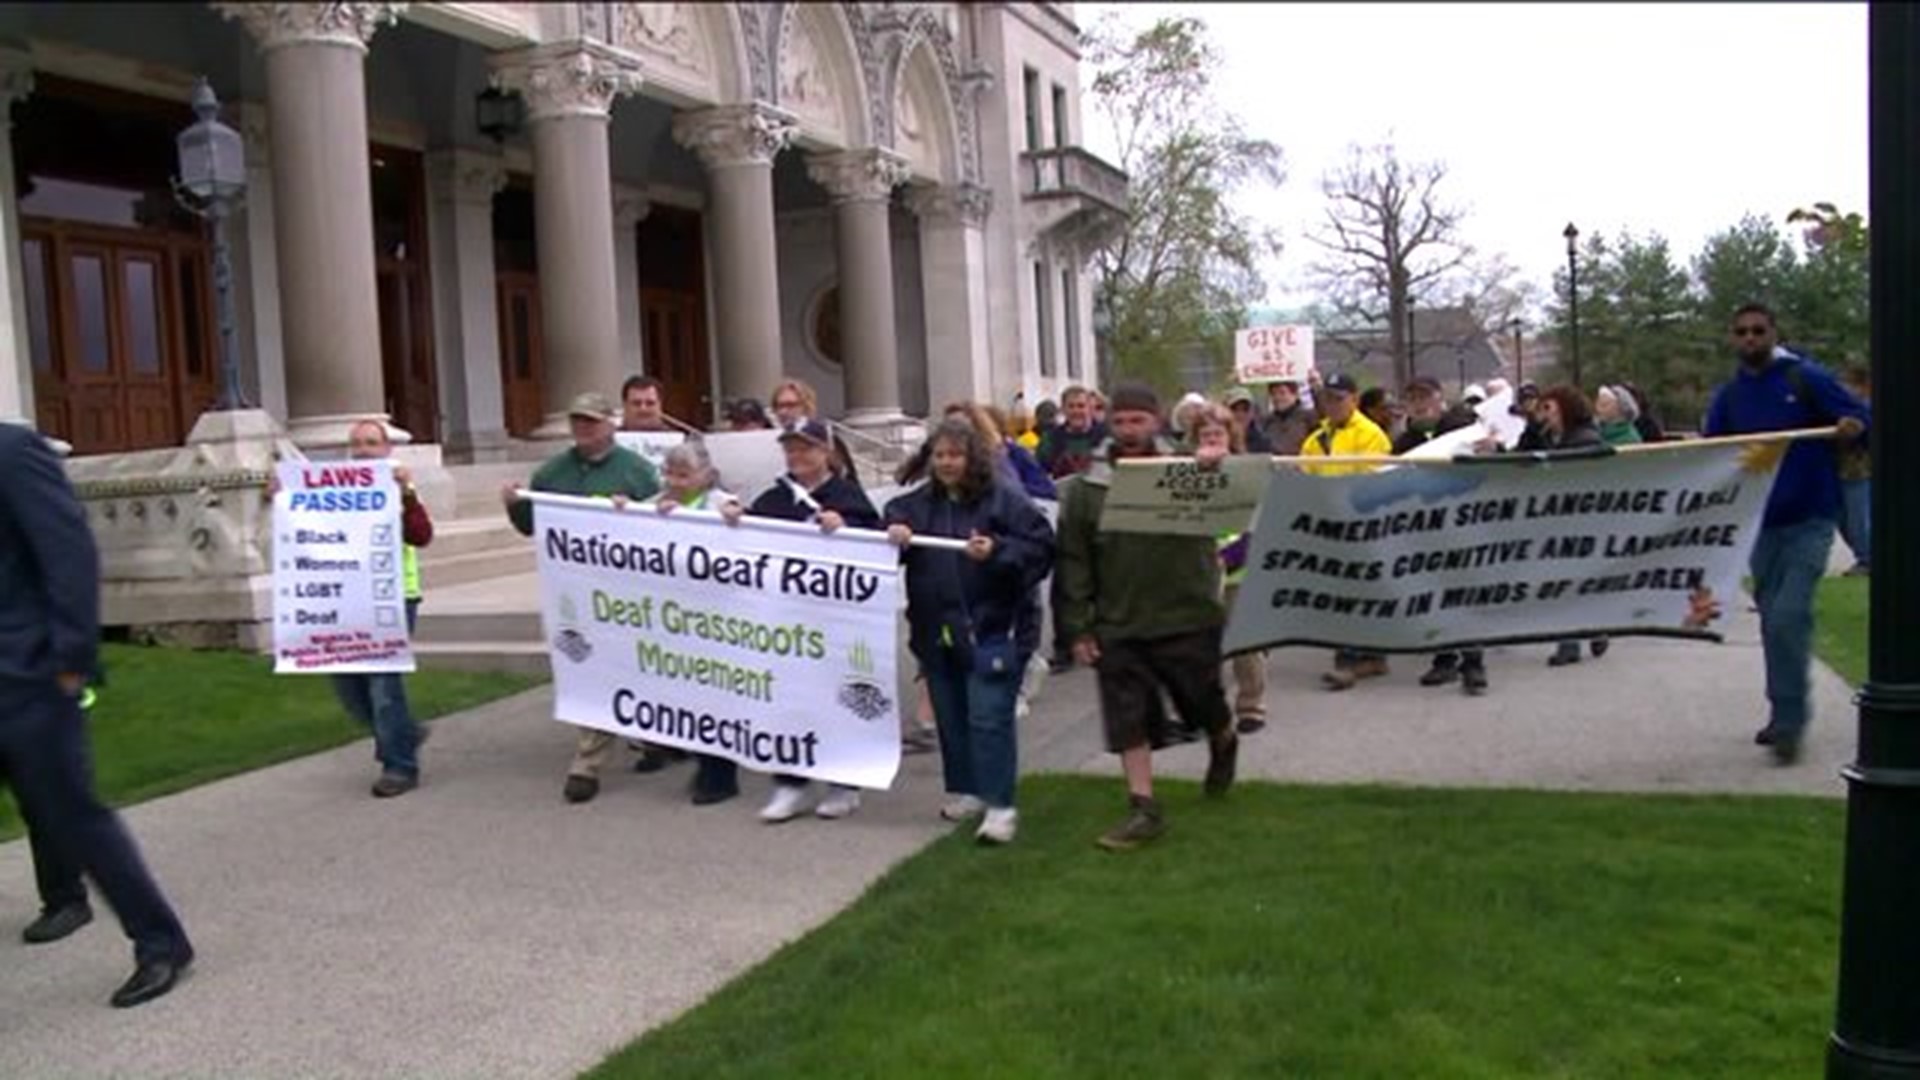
[0,302,1872,1007]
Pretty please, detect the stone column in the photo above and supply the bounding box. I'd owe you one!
[217,2,406,449]
[672,105,795,408]
[232,104,287,420]
[907,183,994,412]
[0,48,34,427]
[424,148,508,461]
[807,149,910,424]
[612,186,649,377]
[491,43,640,436]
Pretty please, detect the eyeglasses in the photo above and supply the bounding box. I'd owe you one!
[772,399,801,410]
[1732,325,1771,338]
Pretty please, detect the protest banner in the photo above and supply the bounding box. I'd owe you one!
[1474,389,1528,448]
[614,430,685,474]
[1223,439,1787,655]
[272,460,415,674]
[1101,455,1274,536]
[1234,325,1315,385]
[530,493,904,789]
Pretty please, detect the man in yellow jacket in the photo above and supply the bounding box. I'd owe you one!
[1300,372,1395,690]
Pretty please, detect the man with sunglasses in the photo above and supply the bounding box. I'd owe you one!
[1703,302,1868,764]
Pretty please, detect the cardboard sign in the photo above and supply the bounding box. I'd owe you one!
[1235,325,1315,385]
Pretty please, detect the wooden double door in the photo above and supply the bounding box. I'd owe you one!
[25,221,217,454]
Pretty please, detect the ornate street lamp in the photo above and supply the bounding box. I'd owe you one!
[1563,222,1582,388]
[173,78,248,410]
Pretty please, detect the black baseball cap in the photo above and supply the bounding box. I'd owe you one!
[777,418,832,447]
[1321,372,1360,396]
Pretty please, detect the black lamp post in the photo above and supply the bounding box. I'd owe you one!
[1828,4,1920,1076]
[1508,317,1525,386]
[173,78,247,410]
[1563,222,1581,388]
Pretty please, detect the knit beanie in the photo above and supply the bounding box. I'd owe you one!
[1108,381,1162,417]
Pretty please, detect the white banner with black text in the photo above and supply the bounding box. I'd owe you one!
[532,495,904,789]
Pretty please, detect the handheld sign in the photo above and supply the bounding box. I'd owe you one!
[273,461,416,675]
[1100,455,1273,536]
[1235,325,1315,385]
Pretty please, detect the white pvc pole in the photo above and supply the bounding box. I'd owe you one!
[511,489,973,552]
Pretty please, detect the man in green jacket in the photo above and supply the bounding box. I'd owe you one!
[501,391,661,804]
[1057,382,1238,851]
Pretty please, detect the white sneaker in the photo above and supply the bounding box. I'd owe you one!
[941,794,987,822]
[759,784,811,823]
[976,807,1019,845]
[815,786,862,819]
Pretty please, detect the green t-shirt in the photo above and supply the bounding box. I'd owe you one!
[508,444,661,536]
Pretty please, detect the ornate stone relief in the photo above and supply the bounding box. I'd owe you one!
[612,186,652,228]
[614,3,710,78]
[805,148,909,205]
[778,7,840,137]
[214,2,407,53]
[426,149,507,207]
[734,2,777,103]
[905,182,991,228]
[671,104,798,170]
[491,42,643,123]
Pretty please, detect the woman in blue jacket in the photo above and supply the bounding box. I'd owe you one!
[884,418,1056,844]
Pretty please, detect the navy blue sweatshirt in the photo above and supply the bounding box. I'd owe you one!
[0,424,101,686]
[747,472,881,529]
[1703,352,1869,528]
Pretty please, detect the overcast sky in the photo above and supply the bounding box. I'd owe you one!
[1078,2,1869,314]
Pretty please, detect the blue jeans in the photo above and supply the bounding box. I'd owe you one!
[331,599,421,776]
[922,647,1024,809]
[1750,518,1836,740]
[1840,478,1871,569]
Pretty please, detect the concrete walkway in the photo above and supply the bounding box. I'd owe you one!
[0,599,1856,1078]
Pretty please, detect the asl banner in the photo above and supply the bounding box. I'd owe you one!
[1223,442,1785,655]
[272,461,415,674]
[1100,455,1274,536]
[532,494,903,789]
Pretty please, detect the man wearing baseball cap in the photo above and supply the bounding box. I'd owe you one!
[1394,377,1492,695]
[1224,387,1272,453]
[501,390,662,804]
[1057,382,1239,851]
[1301,372,1395,690]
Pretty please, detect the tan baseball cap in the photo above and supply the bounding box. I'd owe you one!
[566,392,618,423]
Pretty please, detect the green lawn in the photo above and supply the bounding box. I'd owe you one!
[588,777,1841,1080]
[1814,576,1868,687]
[0,644,543,842]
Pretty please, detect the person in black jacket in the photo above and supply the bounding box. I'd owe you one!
[884,419,1055,845]
[1531,386,1611,668]
[0,423,193,1007]
[1394,377,1493,694]
[720,418,881,823]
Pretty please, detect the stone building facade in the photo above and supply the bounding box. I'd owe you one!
[0,1,1126,458]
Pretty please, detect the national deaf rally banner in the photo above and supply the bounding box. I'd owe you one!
[530,494,904,789]
[272,460,415,674]
[1223,441,1786,656]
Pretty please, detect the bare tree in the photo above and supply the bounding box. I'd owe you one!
[1308,142,1471,388]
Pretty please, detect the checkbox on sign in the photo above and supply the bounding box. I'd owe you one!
[371,551,394,573]
[371,524,393,547]
[373,579,396,600]
[376,606,399,627]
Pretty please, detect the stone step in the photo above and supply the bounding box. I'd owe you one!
[422,516,527,560]
[418,547,534,591]
[412,641,551,678]
[414,608,542,646]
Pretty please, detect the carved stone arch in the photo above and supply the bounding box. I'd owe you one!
[890,38,961,183]
[600,3,753,106]
[881,6,980,184]
[771,0,872,148]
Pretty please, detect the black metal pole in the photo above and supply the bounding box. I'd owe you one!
[1566,247,1582,388]
[1829,4,1920,1076]
[1512,322,1525,386]
[205,195,247,410]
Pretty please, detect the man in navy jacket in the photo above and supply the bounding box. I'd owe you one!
[1703,303,1869,763]
[0,422,194,1006]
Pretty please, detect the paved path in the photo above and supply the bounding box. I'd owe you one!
[0,599,1856,1078]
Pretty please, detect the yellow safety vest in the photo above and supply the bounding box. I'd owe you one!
[403,544,421,601]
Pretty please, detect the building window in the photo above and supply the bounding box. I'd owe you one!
[1022,67,1042,151]
[1052,83,1069,148]
[1061,267,1080,378]
[1033,261,1054,378]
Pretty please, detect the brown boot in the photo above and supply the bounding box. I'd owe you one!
[1322,667,1357,691]
[1351,656,1391,680]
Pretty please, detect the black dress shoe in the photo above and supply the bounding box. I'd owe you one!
[110,954,191,1008]
[22,902,92,945]
[691,782,740,806]
[563,775,599,804]
[1754,726,1778,746]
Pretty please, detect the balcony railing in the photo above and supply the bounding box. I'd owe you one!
[1020,146,1130,216]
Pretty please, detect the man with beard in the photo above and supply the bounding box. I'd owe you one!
[1057,383,1238,851]
[1703,303,1867,764]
